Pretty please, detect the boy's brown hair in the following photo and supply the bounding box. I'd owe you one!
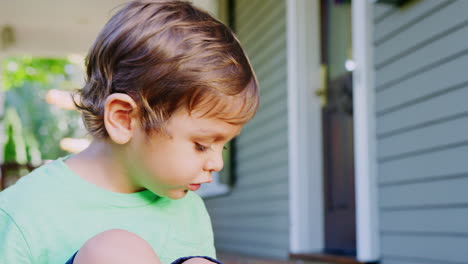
[76,0,258,138]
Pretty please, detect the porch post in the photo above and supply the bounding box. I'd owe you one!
[352,0,380,262]
[287,0,324,254]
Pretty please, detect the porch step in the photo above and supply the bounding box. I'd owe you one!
[290,253,376,264]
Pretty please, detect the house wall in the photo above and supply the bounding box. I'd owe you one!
[0,0,130,56]
[373,0,468,263]
[204,0,290,259]
[0,0,217,56]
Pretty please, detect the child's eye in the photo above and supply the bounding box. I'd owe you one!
[195,143,209,152]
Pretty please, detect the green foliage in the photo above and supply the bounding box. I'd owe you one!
[2,57,73,91]
[24,130,42,166]
[3,107,27,164]
[2,57,87,161]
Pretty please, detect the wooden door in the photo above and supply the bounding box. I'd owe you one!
[320,0,356,256]
[322,73,355,255]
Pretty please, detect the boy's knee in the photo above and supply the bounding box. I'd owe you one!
[74,229,161,264]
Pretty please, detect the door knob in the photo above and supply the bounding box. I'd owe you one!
[315,64,328,107]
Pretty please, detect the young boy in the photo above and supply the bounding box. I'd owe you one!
[0,1,258,263]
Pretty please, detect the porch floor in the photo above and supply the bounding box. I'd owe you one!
[218,252,331,264]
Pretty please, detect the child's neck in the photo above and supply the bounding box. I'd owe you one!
[65,140,144,193]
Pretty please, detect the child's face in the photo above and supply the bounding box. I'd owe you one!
[127,109,242,199]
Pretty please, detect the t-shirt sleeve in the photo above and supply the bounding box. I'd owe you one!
[0,208,33,264]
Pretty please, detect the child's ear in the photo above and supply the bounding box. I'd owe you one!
[103,93,139,144]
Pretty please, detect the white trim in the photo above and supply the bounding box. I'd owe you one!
[287,0,324,253]
[352,0,380,261]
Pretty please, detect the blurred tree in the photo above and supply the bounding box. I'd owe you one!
[3,107,27,164]
[1,107,30,189]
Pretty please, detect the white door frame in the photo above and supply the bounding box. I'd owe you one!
[287,0,380,261]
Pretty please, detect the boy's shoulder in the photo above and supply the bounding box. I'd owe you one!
[0,158,67,216]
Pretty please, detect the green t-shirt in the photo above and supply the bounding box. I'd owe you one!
[0,157,216,264]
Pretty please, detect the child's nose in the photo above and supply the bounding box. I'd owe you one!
[204,153,224,172]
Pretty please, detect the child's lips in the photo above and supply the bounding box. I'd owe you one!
[188,184,201,191]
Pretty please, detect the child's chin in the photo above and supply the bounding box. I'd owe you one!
[167,190,189,200]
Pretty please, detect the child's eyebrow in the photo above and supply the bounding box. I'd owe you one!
[195,129,241,141]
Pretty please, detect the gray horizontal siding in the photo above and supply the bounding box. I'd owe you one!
[375,0,464,68]
[377,115,468,160]
[204,0,289,259]
[374,0,451,45]
[208,199,288,217]
[212,214,289,230]
[381,235,468,264]
[380,208,468,234]
[376,55,468,120]
[379,177,468,208]
[377,88,468,140]
[376,10,468,111]
[374,1,468,263]
[237,159,288,183]
[373,3,395,24]
[378,144,468,184]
